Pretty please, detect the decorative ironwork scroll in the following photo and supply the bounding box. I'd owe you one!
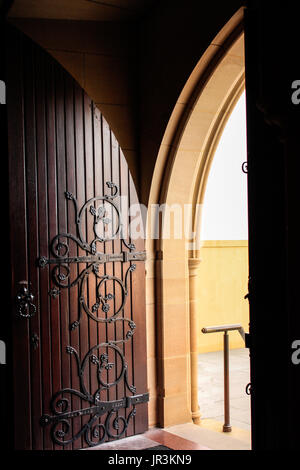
[40,344,149,447]
[38,182,146,330]
[38,182,148,447]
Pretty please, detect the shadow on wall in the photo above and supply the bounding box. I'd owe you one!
[198,241,249,353]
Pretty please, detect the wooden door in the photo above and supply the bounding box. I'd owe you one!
[244,4,294,449]
[6,24,148,451]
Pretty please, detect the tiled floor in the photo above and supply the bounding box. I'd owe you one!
[198,348,251,430]
[84,422,251,451]
[85,429,210,451]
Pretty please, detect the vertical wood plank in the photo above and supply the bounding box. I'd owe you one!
[111,136,124,436]
[128,157,148,435]
[83,94,97,445]
[93,106,106,440]
[23,37,43,450]
[45,55,61,451]
[35,47,53,451]
[64,74,82,450]
[54,66,72,450]
[102,116,112,412]
[74,83,89,446]
[119,152,134,438]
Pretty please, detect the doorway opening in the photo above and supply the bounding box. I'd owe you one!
[198,90,251,433]
[146,9,250,449]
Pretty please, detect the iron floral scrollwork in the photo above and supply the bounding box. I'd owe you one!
[38,181,138,268]
[38,182,148,447]
[38,182,146,329]
[40,343,148,447]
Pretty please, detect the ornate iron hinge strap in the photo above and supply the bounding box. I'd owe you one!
[41,394,149,447]
[40,343,149,447]
[38,182,148,447]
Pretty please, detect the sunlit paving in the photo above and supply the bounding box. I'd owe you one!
[198,349,251,430]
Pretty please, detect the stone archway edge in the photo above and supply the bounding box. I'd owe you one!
[146,8,246,427]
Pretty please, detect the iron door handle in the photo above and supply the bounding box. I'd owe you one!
[16,281,36,319]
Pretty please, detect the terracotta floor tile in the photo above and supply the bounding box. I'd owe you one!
[145,429,211,450]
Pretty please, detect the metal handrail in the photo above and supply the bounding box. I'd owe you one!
[201,323,246,433]
[202,324,245,341]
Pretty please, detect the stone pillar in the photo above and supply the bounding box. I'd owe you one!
[188,257,202,424]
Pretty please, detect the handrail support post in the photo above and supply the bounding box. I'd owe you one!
[201,323,247,433]
[223,331,231,432]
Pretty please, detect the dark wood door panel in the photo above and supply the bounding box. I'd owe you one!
[6,24,148,450]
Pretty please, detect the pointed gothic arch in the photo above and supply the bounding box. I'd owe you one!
[146,8,245,427]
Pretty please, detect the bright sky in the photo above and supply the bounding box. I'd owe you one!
[200,91,248,241]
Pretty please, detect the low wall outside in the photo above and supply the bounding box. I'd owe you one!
[197,240,249,353]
